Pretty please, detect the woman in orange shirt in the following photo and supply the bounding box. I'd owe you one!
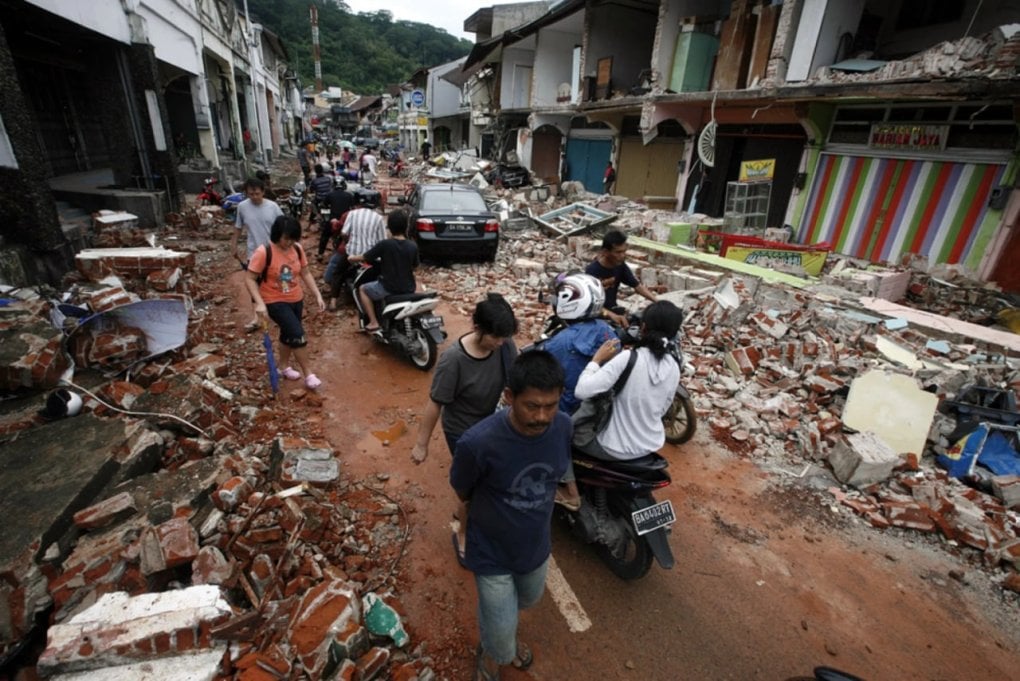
[245,216,326,389]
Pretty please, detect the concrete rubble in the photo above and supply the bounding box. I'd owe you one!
[1,153,1019,677]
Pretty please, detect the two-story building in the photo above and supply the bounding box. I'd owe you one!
[447,0,1020,291]
[0,0,298,288]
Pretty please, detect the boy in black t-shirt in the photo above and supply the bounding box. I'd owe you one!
[350,211,418,332]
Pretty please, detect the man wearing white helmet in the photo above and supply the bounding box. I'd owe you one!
[540,273,616,415]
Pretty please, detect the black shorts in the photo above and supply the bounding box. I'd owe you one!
[266,300,306,348]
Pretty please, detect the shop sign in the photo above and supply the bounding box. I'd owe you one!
[739,159,776,182]
[869,123,948,151]
[416,116,428,127]
[725,246,828,276]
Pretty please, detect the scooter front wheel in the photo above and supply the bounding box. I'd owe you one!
[596,515,653,580]
[663,391,697,444]
[407,327,437,371]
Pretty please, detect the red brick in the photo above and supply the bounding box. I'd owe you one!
[355,647,390,681]
[881,500,936,532]
[155,517,200,568]
[176,626,196,652]
[73,492,136,530]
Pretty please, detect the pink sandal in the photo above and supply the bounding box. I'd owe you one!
[304,374,322,390]
[281,367,301,381]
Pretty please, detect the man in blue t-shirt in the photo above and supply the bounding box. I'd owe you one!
[450,350,570,680]
[585,229,658,327]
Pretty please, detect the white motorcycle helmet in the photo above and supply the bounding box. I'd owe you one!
[553,273,605,321]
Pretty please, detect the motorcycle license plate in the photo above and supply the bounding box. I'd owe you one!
[631,500,675,536]
[420,314,443,330]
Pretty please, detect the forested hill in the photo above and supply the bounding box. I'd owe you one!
[246,0,472,94]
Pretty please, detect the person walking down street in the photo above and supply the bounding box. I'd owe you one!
[231,177,284,332]
[324,204,386,311]
[412,294,519,563]
[420,139,432,161]
[318,179,355,261]
[298,141,315,185]
[349,210,418,333]
[245,216,326,390]
[603,161,616,194]
[307,163,335,227]
[573,300,683,459]
[360,148,378,185]
[450,350,570,681]
[585,229,658,327]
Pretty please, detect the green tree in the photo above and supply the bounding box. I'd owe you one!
[246,0,472,93]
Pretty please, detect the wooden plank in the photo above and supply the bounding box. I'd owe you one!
[747,3,781,87]
[711,0,756,91]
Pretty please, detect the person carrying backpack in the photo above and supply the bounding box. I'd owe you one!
[245,215,326,390]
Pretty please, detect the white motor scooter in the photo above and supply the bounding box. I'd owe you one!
[351,265,445,371]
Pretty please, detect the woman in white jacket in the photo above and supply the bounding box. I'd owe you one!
[573,300,683,460]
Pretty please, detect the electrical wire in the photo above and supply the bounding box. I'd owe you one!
[59,378,208,437]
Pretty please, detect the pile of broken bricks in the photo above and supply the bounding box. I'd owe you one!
[19,435,432,680]
[0,242,436,678]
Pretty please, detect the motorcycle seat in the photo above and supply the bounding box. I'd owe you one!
[574,451,668,472]
[385,291,438,304]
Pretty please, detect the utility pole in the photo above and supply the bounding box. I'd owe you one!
[310,4,322,92]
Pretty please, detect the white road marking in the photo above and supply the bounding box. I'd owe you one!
[546,555,591,632]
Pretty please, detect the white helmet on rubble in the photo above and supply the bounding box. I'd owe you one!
[553,273,604,321]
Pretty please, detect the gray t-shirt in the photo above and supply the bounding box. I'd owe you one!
[430,336,518,439]
[235,199,284,258]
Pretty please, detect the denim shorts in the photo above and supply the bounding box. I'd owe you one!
[360,279,391,301]
[266,301,306,347]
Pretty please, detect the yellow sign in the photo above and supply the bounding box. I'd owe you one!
[739,159,776,182]
[725,246,827,276]
[417,116,428,126]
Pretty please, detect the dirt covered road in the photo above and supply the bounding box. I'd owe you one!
[214,217,1019,681]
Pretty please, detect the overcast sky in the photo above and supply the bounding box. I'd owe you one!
[342,0,480,40]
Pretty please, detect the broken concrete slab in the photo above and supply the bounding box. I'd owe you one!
[49,648,225,681]
[38,586,230,676]
[828,431,901,488]
[842,369,938,456]
[0,414,132,657]
[859,296,1020,353]
[75,247,196,283]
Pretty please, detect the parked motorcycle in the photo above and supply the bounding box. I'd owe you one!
[388,158,407,178]
[351,265,446,370]
[196,177,223,207]
[221,189,245,216]
[562,448,676,580]
[536,311,697,445]
[288,180,305,218]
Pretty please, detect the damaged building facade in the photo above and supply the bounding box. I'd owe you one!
[0,0,301,289]
[441,0,1020,291]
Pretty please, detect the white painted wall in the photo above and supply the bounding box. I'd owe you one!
[427,59,467,118]
[138,0,202,74]
[500,47,535,109]
[533,29,577,107]
[26,0,131,44]
[787,0,865,81]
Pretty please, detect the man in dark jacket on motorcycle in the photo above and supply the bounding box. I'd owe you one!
[450,350,570,681]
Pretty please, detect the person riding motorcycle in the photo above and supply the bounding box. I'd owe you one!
[573,300,683,460]
[540,273,616,414]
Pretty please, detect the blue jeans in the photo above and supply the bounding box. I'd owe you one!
[475,557,548,665]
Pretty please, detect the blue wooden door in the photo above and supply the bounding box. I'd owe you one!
[566,138,612,193]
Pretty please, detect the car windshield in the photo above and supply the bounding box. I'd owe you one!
[420,189,488,213]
